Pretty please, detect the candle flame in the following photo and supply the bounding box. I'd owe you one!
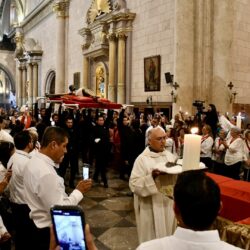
[185,112,188,115]
[191,127,198,134]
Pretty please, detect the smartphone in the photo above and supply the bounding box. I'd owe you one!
[83,166,89,180]
[51,205,87,250]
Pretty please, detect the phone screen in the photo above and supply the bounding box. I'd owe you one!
[51,206,86,250]
[83,167,89,180]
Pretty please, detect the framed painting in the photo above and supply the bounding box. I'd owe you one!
[144,55,161,92]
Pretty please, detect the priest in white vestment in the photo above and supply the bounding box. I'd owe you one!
[129,127,177,244]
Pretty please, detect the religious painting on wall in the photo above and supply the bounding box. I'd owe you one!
[96,66,105,98]
[144,55,161,92]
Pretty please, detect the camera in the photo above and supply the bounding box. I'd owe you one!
[192,100,205,112]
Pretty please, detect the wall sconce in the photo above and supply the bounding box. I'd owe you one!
[146,95,152,106]
[227,82,237,104]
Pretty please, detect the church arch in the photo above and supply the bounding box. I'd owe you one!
[45,70,56,94]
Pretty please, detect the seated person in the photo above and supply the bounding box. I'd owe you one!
[137,170,242,250]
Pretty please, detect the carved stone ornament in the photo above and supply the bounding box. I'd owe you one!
[14,31,25,59]
[87,0,112,24]
[53,0,70,17]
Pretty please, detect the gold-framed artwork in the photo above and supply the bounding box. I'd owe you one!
[144,55,161,92]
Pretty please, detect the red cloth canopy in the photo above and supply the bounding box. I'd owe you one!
[49,94,122,109]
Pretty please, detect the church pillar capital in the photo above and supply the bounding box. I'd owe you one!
[53,0,70,18]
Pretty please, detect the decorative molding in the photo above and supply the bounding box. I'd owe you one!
[19,0,54,33]
[52,0,70,18]
[87,0,112,24]
[117,32,126,40]
[108,33,117,41]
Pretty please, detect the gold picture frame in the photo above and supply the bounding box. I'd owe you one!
[144,55,161,92]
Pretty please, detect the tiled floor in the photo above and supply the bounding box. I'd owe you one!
[73,166,138,250]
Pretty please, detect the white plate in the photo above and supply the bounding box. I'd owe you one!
[154,161,206,175]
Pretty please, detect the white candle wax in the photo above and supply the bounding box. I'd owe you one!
[236,113,241,129]
[182,133,201,171]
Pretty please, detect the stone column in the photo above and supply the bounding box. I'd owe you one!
[193,0,204,101]
[108,33,117,102]
[32,62,38,103]
[193,0,213,103]
[83,56,89,89]
[53,0,69,94]
[212,0,234,113]
[27,63,33,107]
[17,66,23,107]
[117,32,126,104]
[22,65,27,105]
[173,0,195,115]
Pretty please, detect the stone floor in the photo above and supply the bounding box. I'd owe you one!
[69,166,139,250]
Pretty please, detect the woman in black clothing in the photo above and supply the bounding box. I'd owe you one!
[203,104,219,138]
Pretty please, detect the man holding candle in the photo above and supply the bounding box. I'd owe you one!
[129,127,177,244]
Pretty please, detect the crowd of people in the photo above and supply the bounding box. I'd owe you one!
[0,101,249,249]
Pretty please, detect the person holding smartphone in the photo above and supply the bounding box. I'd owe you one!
[49,223,97,250]
[23,127,92,250]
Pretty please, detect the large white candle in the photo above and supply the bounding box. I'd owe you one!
[236,113,241,129]
[182,128,201,171]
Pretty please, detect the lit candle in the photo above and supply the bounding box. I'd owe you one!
[236,112,241,129]
[182,127,201,171]
[179,106,182,112]
[185,111,188,115]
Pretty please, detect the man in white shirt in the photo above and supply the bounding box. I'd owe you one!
[137,170,241,250]
[7,130,34,250]
[23,126,92,250]
[129,127,177,244]
[0,116,14,144]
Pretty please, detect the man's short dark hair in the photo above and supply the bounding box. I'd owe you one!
[41,126,68,148]
[14,130,32,150]
[174,170,220,231]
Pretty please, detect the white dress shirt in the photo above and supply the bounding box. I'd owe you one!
[0,216,7,238]
[200,136,214,158]
[225,137,244,166]
[137,227,241,250]
[23,151,83,228]
[0,129,14,144]
[7,150,31,204]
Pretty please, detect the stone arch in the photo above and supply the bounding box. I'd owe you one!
[0,63,16,108]
[45,70,56,94]
[0,63,16,93]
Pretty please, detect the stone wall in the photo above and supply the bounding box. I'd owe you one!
[67,0,91,88]
[24,11,57,95]
[232,0,250,105]
[127,0,175,104]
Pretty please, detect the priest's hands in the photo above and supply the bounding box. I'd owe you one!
[152,169,166,180]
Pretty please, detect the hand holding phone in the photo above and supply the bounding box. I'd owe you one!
[76,179,92,194]
[83,164,90,180]
[51,205,87,250]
